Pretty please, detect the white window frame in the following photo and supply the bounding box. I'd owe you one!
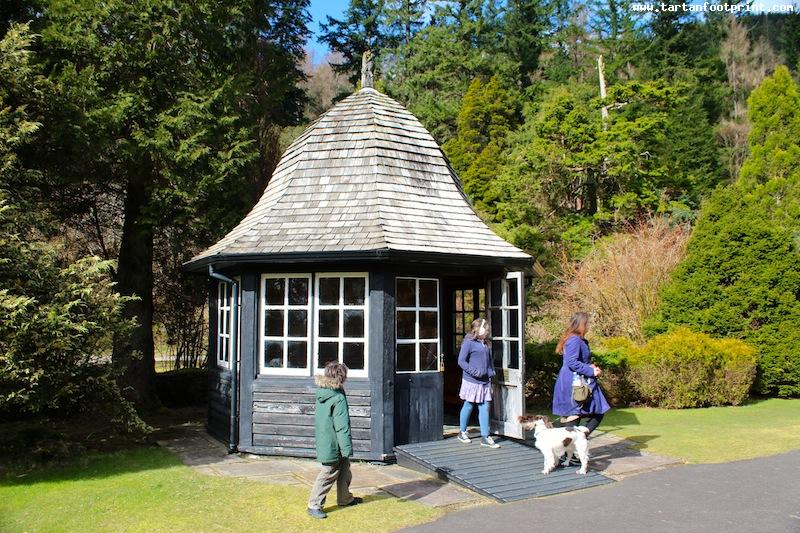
[395,277,440,373]
[314,272,369,378]
[216,281,231,369]
[487,277,522,370]
[259,273,313,376]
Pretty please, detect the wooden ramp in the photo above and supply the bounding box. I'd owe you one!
[394,436,614,503]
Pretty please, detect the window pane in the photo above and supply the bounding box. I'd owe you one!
[288,278,309,305]
[287,341,307,368]
[318,342,338,368]
[478,288,486,312]
[319,309,339,338]
[344,277,366,306]
[508,309,519,337]
[319,277,340,305]
[343,309,364,338]
[396,343,415,372]
[490,280,502,307]
[454,290,464,311]
[288,310,308,337]
[396,311,416,339]
[491,339,503,368]
[508,340,519,369]
[419,311,438,339]
[396,278,415,307]
[419,280,437,307]
[265,310,284,337]
[508,278,519,306]
[265,341,283,368]
[420,343,438,371]
[464,290,474,313]
[265,278,285,305]
[343,342,365,370]
[490,309,502,338]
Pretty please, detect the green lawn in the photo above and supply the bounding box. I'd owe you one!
[603,398,800,463]
[0,447,441,533]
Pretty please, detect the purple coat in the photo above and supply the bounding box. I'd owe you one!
[552,335,611,417]
[458,335,496,385]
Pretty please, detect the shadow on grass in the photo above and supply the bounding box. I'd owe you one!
[0,444,181,487]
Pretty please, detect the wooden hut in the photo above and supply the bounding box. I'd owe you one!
[184,61,533,460]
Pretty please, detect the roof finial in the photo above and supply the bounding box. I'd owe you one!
[361,50,374,89]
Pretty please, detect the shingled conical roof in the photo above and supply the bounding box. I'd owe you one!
[186,88,531,270]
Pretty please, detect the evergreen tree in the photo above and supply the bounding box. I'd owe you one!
[503,0,548,88]
[651,66,800,396]
[20,0,309,405]
[442,76,520,207]
[319,0,393,85]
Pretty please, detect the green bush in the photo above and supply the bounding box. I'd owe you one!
[523,342,560,407]
[629,328,757,408]
[592,338,639,407]
[154,368,208,407]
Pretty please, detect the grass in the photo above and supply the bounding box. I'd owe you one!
[602,398,800,463]
[0,447,441,533]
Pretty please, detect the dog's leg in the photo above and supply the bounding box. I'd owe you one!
[542,451,556,475]
[575,440,589,475]
[561,447,574,467]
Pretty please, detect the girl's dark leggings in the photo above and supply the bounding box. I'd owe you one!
[564,414,604,434]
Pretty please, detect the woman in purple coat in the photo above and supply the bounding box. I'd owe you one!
[552,312,610,434]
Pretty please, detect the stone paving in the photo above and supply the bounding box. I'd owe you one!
[154,420,682,510]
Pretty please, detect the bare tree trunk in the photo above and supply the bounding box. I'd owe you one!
[113,172,158,407]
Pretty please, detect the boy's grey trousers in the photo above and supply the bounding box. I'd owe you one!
[307,457,354,510]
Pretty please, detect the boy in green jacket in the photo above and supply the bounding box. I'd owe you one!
[307,361,363,519]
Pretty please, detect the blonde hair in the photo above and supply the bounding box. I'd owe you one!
[468,318,490,343]
[556,312,590,355]
[324,361,348,388]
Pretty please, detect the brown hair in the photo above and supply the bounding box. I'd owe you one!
[468,318,490,343]
[556,312,590,355]
[323,361,348,388]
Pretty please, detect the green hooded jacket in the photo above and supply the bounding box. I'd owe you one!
[314,375,353,463]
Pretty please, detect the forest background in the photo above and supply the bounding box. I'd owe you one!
[1,0,799,430]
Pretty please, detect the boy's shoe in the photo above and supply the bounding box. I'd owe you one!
[480,436,500,448]
[457,431,471,443]
[307,508,327,519]
[341,497,363,507]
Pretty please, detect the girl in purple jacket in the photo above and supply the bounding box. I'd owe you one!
[456,318,500,448]
[552,312,610,434]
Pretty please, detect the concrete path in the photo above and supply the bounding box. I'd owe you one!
[403,450,800,533]
[153,416,681,512]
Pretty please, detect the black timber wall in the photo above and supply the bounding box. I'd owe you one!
[231,270,392,460]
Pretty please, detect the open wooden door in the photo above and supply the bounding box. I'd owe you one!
[488,272,525,439]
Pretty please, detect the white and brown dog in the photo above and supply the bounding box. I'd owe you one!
[518,415,590,475]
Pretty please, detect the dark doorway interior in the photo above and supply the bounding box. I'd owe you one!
[443,281,486,415]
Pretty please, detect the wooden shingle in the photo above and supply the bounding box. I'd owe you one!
[186,88,531,267]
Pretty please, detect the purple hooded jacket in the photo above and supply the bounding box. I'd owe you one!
[552,335,610,417]
[457,334,496,385]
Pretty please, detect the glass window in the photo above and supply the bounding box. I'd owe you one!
[395,277,440,373]
[487,275,524,371]
[217,282,232,368]
[315,274,369,377]
[260,274,312,375]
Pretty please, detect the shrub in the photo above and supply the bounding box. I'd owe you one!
[154,368,209,407]
[523,342,560,407]
[592,338,639,406]
[629,328,757,408]
[550,218,690,341]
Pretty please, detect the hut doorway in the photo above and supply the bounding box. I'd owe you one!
[443,272,526,439]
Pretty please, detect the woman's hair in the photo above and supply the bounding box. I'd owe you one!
[556,312,590,355]
[324,361,348,387]
[468,318,490,343]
